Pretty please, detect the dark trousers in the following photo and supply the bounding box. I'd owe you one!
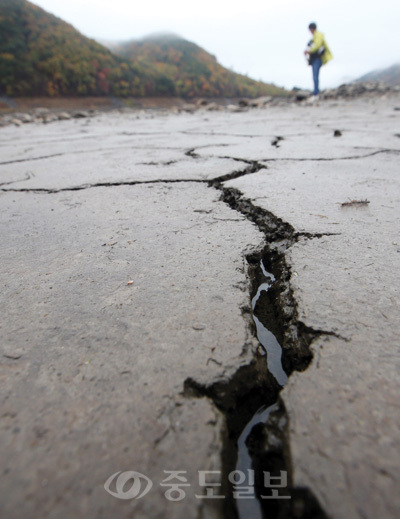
[311,57,322,95]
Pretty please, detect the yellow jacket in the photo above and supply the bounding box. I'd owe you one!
[309,30,332,65]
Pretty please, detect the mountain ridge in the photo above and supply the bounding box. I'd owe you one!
[355,63,400,86]
[108,34,285,98]
[0,0,286,98]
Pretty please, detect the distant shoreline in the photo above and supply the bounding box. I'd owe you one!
[0,95,288,114]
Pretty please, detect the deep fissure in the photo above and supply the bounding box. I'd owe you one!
[2,143,345,518]
[4,163,336,517]
[184,180,331,519]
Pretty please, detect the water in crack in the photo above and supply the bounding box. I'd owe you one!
[251,263,288,387]
[253,316,288,387]
[236,403,277,519]
[235,260,288,519]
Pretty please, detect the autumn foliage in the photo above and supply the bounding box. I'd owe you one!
[0,0,286,98]
[114,35,285,98]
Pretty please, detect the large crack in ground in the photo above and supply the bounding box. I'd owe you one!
[2,100,400,519]
[0,143,375,518]
[181,178,336,519]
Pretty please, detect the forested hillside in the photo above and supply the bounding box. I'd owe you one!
[0,0,167,96]
[0,0,286,98]
[113,34,286,98]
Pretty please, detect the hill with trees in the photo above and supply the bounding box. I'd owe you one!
[111,33,286,98]
[0,0,161,97]
[0,0,286,98]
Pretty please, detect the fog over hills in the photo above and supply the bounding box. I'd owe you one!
[355,63,400,86]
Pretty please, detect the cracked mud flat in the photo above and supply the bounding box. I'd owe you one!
[1,96,400,519]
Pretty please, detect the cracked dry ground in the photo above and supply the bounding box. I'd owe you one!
[1,97,400,519]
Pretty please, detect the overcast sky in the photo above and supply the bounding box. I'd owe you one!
[32,0,400,90]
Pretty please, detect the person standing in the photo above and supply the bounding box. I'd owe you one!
[304,22,332,98]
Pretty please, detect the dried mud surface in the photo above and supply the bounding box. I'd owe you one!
[1,95,399,519]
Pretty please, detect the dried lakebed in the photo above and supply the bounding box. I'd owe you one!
[1,97,400,519]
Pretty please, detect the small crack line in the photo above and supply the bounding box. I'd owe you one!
[295,231,341,240]
[181,130,261,138]
[258,148,400,162]
[0,144,197,167]
[0,173,32,187]
[184,144,253,160]
[195,148,399,164]
[185,148,200,159]
[211,161,267,184]
[0,153,64,165]
[297,321,349,342]
[1,161,266,193]
[0,178,206,194]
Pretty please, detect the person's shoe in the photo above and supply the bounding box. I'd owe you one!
[307,95,319,104]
